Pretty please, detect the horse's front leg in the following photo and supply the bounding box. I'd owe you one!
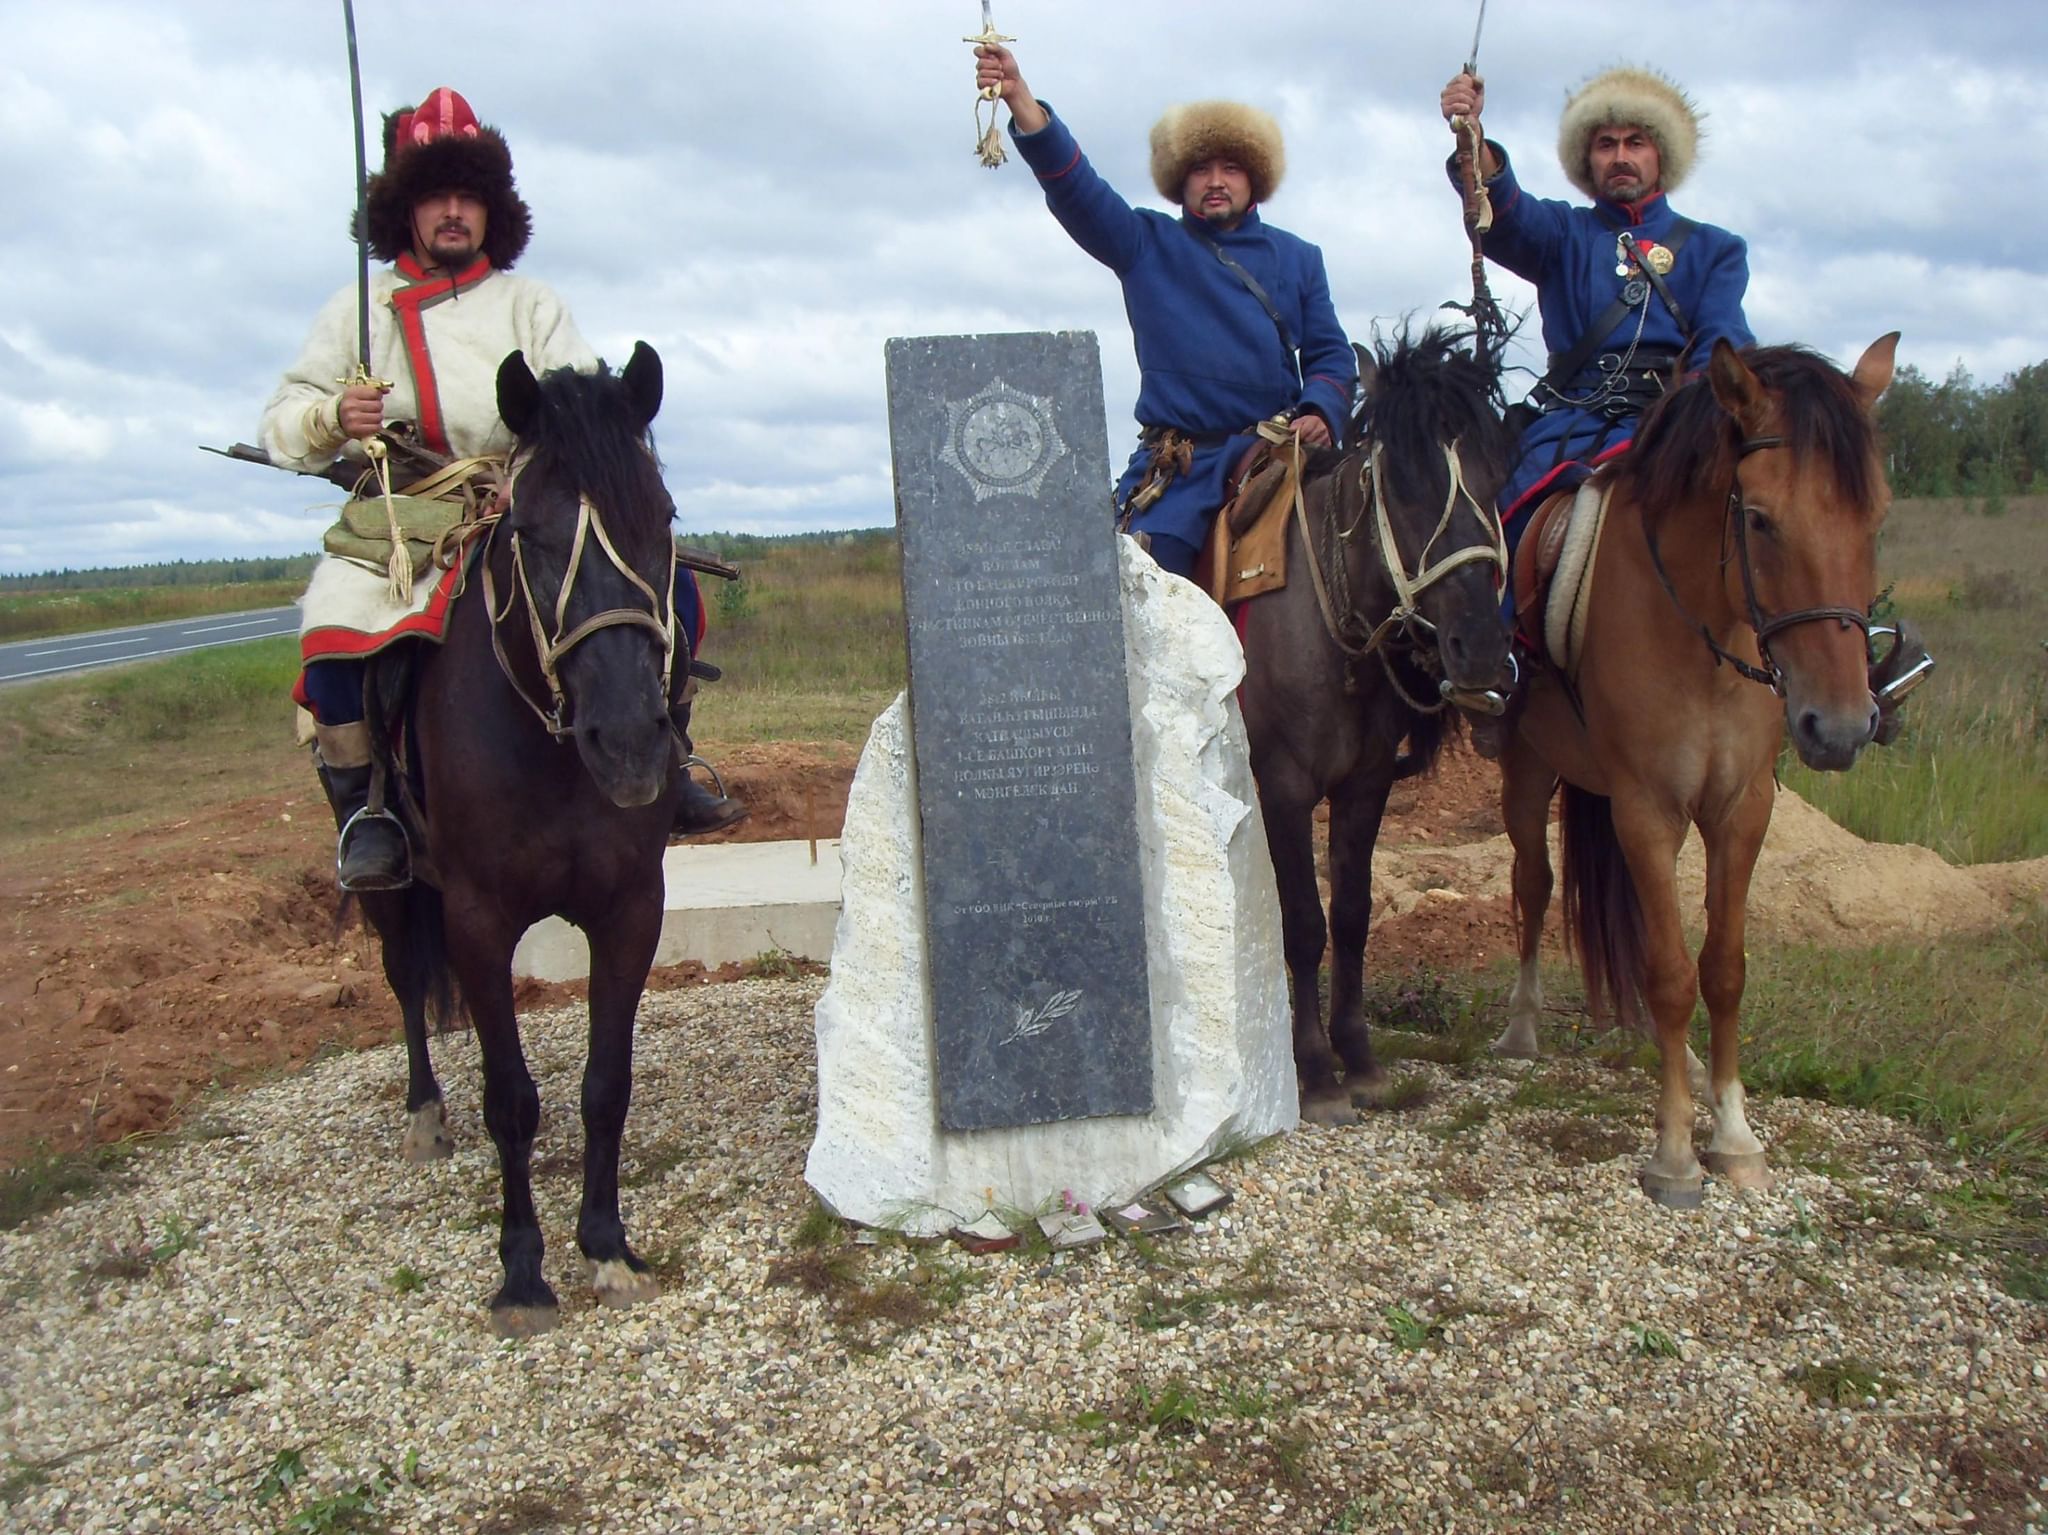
[577,884,664,1310]
[1325,767,1394,1105]
[1609,793,1704,1208]
[1697,778,1775,1190]
[1495,737,1558,1059]
[1257,783,1350,1126]
[446,892,556,1336]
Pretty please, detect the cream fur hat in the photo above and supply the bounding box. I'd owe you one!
[1556,66,1700,199]
[1149,101,1286,205]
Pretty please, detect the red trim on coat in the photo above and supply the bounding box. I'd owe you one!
[388,253,493,455]
[297,561,465,677]
[1036,146,1083,182]
[1502,436,1633,527]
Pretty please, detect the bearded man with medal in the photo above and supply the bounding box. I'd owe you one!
[1436,66,1755,558]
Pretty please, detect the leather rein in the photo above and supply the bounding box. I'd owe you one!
[477,461,678,739]
[1644,432,1870,695]
[1291,426,1508,711]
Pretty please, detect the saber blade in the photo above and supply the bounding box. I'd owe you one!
[1465,0,1488,74]
[342,0,372,374]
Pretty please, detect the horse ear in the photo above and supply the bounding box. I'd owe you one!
[1352,341,1378,402]
[498,351,542,438]
[1850,332,1900,409]
[622,341,663,431]
[1707,339,1767,431]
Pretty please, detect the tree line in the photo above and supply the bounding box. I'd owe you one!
[1878,358,2048,498]
[0,555,319,593]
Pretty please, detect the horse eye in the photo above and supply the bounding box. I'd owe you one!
[1746,507,1774,536]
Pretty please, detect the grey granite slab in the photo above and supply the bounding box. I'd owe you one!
[884,331,1154,1132]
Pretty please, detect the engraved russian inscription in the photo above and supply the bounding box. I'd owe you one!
[885,331,1154,1131]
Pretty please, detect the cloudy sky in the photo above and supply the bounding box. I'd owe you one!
[2,0,2042,575]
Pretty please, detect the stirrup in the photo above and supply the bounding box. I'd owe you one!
[682,753,729,797]
[337,805,413,892]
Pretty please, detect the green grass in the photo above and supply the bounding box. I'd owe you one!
[1787,1356,1893,1407]
[1779,494,2048,863]
[0,581,307,643]
[0,1142,142,1231]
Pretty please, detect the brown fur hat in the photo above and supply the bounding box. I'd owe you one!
[354,87,533,269]
[1148,100,1286,205]
[1556,66,1700,200]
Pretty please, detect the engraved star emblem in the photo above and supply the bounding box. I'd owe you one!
[938,378,1067,502]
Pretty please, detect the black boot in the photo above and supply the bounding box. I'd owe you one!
[671,767,748,840]
[321,762,412,891]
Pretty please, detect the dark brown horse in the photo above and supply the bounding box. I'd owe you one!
[359,342,682,1334]
[1496,335,1905,1206]
[1238,327,1516,1124]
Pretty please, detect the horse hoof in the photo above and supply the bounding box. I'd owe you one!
[1638,1167,1705,1210]
[491,1303,560,1340]
[1300,1090,1360,1128]
[1705,1149,1773,1190]
[1490,1027,1540,1060]
[587,1258,662,1309]
[401,1104,455,1164]
[1348,1072,1392,1109]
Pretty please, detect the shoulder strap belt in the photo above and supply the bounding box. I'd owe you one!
[1538,217,1699,396]
[1186,226,1303,389]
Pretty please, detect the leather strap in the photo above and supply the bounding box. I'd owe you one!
[1538,217,1698,397]
[1186,226,1302,389]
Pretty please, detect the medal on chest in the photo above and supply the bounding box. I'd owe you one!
[1614,233,1676,277]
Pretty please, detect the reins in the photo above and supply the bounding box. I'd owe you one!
[1290,425,1508,711]
[1644,432,1870,695]
[480,468,677,739]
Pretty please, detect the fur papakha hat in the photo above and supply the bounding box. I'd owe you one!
[1149,100,1286,205]
[1555,66,1700,200]
[355,86,533,269]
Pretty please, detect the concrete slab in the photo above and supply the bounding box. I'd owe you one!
[511,839,843,982]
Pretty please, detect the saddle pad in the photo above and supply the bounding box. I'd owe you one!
[1544,480,1611,677]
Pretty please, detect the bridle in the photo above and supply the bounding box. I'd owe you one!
[480,463,677,738]
[1645,432,1871,695]
[1293,427,1510,713]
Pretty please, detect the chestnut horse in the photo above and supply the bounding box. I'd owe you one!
[1496,335,1901,1206]
[1239,327,1516,1124]
[359,343,683,1333]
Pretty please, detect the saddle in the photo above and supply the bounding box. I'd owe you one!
[1511,479,1611,677]
[1198,439,1297,607]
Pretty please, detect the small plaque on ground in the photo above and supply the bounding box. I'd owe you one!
[885,331,1154,1132]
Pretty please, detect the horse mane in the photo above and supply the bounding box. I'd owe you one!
[1610,344,1880,517]
[1352,323,1512,508]
[518,362,674,550]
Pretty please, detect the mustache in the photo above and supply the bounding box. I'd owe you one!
[433,220,473,237]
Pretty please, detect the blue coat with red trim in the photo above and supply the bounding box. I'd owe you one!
[1452,145,1754,522]
[1013,107,1356,554]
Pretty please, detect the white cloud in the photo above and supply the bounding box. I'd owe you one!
[0,0,2043,572]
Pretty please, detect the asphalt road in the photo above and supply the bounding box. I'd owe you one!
[0,606,300,685]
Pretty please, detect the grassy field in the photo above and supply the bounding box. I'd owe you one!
[0,582,308,643]
[1779,494,2048,864]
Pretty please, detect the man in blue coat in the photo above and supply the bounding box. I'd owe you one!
[1438,66,1755,545]
[977,44,1356,581]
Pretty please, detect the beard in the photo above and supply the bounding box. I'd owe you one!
[1599,167,1648,201]
[419,224,479,268]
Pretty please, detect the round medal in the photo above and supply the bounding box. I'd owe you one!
[1645,243,1676,276]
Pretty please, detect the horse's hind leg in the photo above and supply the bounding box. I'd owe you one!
[361,889,454,1163]
[1495,738,1557,1059]
[1697,787,1774,1190]
[577,903,663,1310]
[1325,770,1394,1105]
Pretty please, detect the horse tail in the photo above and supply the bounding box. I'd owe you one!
[406,883,464,1033]
[1558,783,1647,1026]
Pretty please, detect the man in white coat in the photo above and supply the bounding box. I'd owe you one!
[263,86,741,889]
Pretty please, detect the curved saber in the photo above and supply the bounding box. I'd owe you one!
[1464,0,1488,76]
[342,0,373,376]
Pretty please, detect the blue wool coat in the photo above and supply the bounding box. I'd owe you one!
[1014,107,1356,556]
[1453,145,1754,524]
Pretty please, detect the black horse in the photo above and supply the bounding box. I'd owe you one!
[358,343,682,1336]
[1236,326,1515,1124]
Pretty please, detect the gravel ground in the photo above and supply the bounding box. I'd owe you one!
[2,976,2043,1535]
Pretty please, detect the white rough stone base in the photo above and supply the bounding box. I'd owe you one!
[806,540,1297,1235]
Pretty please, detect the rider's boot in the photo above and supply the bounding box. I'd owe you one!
[314,722,411,890]
[667,671,747,841]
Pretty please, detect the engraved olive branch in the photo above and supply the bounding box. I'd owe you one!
[1000,988,1083,1046]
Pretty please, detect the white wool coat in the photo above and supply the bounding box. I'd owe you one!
[260,263,598,472]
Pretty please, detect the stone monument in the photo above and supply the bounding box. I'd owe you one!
[806,332,1296,1234]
